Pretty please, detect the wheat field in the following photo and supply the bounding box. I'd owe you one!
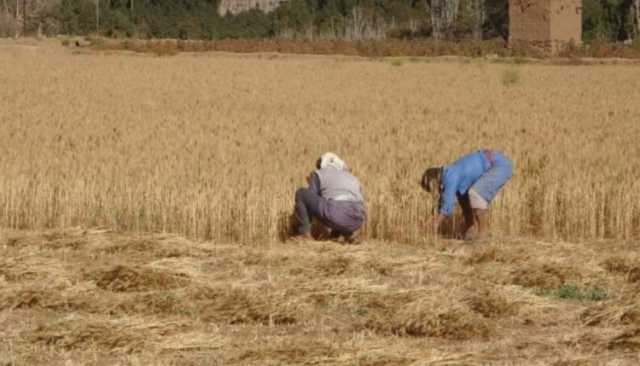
[1,40,640,243]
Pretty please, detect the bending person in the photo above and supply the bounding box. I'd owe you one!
[421,149,512,241]
[293,152,366,243]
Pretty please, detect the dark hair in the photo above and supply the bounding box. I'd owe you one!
[421,167,442,193]
[315,157,322,170]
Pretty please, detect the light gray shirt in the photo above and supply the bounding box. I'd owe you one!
[314,167,364,202]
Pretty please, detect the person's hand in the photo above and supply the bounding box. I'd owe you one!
[306,172,313,186]
[419,214,445,236]
[419,215,436,234]
[436,214,446,234]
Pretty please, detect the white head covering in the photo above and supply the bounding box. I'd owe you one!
[319,152,348,171]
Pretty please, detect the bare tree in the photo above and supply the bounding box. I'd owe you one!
[635,0,640,39]
[22,0,26,35]
[471,0,485,40]
[96,0,99,34]
[12,0,61,36]
[430,0,442,40]
[346,7,386,40]
[430,0,460,40]
[14,0,18,37]
[0,0,16,37]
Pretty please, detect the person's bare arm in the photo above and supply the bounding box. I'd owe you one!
[437,214,446,230]
[424,213,446,235]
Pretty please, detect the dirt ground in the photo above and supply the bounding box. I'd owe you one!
[1,228,639,365]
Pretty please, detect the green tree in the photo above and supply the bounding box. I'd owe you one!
[220,9,273,38]
[58,0,95,34]
[583,0,635,41]
[273,0,314,36]
[484,0,507,39]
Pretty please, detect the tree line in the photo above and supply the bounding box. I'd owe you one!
[0,0,639,43]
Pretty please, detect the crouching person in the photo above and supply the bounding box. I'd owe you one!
[421,149,512,241]
[293,152,366,243]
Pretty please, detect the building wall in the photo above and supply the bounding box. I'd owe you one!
[218,0,284,15]
[550,0,582,44]
[509,0,551,44]
[509,0,582,51]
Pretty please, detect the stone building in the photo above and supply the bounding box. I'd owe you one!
[509,0,582,52]
[218,0,285,15]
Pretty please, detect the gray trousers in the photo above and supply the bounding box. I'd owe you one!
[295,188,323,235]
[294,188,364,236]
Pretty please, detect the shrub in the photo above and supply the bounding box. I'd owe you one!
[537,283,608,302]
[501,67,520,86]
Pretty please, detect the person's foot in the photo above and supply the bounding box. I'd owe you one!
[341,231,363,245]
[465,208,491,243]
[463,230,491,243]
[329,230,363,245]
[345,235,363,245]
[289,232,313,242]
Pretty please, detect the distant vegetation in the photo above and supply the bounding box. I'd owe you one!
[1,0,639,43]
[87,37,640,59]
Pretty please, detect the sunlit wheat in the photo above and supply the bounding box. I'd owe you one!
[1,43,639,243]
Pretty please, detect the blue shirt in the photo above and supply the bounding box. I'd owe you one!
[439,150,512,216]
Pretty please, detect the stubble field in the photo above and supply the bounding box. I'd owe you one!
[0,39,640,365]
[1,228,640,365]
